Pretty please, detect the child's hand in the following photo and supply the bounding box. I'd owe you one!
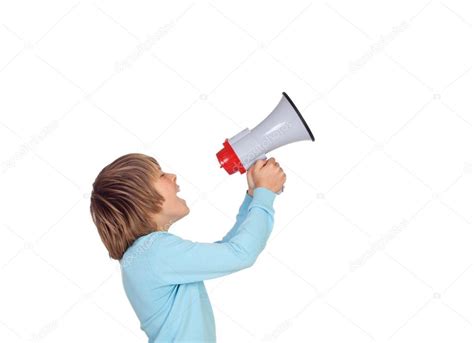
[250,157,286,194]
[246,163,257,196]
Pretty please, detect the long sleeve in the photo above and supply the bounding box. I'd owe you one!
[147,187,276,285]
[213,190,253,243]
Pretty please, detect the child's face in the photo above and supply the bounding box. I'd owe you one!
[151,168,189,230]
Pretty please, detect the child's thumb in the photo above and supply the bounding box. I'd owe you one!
[253,158,266,170]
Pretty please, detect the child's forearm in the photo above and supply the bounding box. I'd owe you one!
[214,190,253,243]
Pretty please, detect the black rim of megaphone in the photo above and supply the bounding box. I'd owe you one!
[282,92,315,142]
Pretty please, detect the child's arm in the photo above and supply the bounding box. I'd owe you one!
[213,190,253,244]
[147,187,276,285]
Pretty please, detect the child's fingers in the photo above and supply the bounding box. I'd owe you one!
[254,158,267,170]
[264,157,276,166]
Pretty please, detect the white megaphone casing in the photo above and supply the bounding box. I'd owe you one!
[216,92,315,176]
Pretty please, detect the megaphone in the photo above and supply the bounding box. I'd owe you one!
[216,92,315,176]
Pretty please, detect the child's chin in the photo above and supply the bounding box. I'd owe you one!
[178,199,190,214]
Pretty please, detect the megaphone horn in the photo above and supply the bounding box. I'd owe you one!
[216,92,315,175]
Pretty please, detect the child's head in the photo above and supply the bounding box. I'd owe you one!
[90,153,189,260]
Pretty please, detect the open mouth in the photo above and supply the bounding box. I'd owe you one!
[176,185,186,203]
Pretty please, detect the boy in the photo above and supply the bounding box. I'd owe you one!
[90,153,286,342]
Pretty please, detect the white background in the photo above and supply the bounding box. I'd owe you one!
[1,0,473,342]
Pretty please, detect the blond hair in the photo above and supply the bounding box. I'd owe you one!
[90,153,165,260]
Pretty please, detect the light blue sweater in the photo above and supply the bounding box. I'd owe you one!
[120,187,277,342]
